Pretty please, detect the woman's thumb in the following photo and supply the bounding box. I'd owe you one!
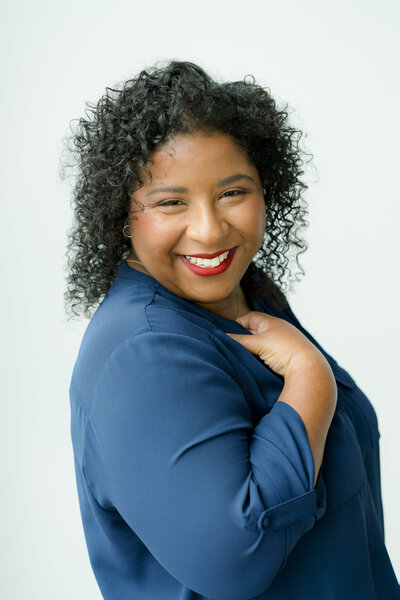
[226,332,243,343]
[226,331,259,356]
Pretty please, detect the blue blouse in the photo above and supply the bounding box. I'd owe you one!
[69,261,400,599]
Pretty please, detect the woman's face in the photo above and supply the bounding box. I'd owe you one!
[127,130,266,315]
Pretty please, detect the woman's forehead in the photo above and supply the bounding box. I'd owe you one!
[139,132,256,186]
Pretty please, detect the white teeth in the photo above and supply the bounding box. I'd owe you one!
[185,250,230,267]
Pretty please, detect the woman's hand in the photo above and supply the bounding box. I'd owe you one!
[227,310,329,378]
[227,310,337,487]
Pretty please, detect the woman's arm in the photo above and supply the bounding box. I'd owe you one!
[228,310,337,487]
[278,359,337,486]
[85,330,328,600]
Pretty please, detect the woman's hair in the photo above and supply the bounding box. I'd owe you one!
[61,59,312,320]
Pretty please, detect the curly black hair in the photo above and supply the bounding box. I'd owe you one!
[60,59,312,320]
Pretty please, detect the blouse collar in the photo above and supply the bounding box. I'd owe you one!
[115,260,266,332]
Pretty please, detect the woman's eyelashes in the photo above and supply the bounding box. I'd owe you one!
[159,199,185,207]
[158,189,247,207]
[221,189,245,198]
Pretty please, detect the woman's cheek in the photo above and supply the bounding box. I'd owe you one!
[237,198,266,241]
[133,214,180,256]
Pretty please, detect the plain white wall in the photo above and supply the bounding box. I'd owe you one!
[1,0,399,597]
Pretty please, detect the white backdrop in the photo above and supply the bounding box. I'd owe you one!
[1,0,399,597]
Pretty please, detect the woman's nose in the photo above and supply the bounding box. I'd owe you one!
[185,203,230,247]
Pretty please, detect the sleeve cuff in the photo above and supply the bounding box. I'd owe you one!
[244,466,327,535]
[246,400,327,534]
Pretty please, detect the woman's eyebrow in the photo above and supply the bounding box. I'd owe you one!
[145,173,255,197]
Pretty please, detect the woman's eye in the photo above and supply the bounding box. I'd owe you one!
[158,191,245,207]
[159,200,184,207]
[221,190,245,198]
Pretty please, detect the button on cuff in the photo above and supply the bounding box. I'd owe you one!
[258,514,271,531]
[256,488,318,533]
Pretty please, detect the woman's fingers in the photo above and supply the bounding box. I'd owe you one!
[235,310,275,334]
[227,310,323,378]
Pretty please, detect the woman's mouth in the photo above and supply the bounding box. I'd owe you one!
[179,247,237,276]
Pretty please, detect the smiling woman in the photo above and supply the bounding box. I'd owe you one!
[123,132,266,319]
[62,59,400,600]
[61,59,309,320]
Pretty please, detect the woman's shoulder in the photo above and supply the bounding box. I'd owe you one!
[71,283,224,418]
[73,275,217,385]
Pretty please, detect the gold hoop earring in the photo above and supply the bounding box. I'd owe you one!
[122,224,131,238]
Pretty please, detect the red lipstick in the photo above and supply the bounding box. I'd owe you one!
[179,247,237,277]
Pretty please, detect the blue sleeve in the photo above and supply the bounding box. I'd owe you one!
[85,331,326,600]
[363,439,385,538]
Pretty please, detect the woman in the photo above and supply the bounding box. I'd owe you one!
[64,60,399,599]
